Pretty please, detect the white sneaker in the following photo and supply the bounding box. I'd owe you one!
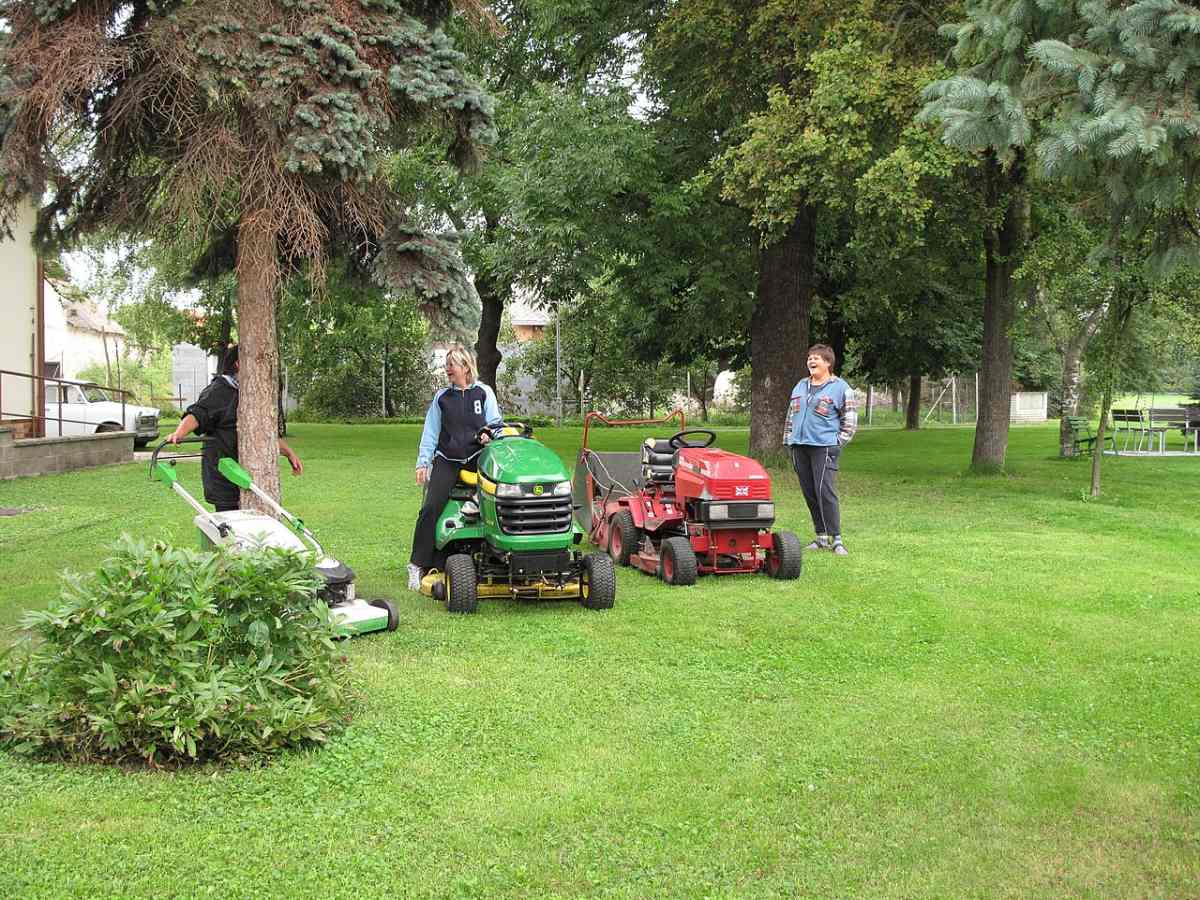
[461,500,479,517]
[407,564,423,591]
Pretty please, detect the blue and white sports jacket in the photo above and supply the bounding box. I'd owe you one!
[416,382,503,468]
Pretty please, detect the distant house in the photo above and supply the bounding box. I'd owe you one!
[510,293,549,342]
[43,278,127,381]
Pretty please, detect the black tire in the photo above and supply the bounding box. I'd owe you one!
[607,509,638,566]
[96,422,122,434]
[766,531,803,580]
[580,553,616,610]
[368,598,399,631]
[659,536,697,586]
[444,553,478,614]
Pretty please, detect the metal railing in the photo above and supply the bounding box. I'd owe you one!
[0,368,131,438]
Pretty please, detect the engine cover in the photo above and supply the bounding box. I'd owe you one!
[672,448,773,503]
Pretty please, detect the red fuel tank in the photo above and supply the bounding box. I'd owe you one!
[672,447,772,502]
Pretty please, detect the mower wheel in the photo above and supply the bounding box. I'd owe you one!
[659,536,697,586]
[368,598,400,631]
[766,530,803,580]
[580,553,616,610]
[607,509,638,566]
[444,554,478,614]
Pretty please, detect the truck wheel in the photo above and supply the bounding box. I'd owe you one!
[368,598,399,631]
[580,553,616,610]
[444,554,478,614]
[608,509,638,566]
[96,422,122,433]
[766,531,802,580]
[659,536,697,586]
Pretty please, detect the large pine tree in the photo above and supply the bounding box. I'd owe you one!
[0,0,494,503]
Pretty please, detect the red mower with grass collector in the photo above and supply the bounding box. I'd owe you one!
[574,411,802,585]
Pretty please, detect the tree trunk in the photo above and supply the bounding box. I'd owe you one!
[905,374,922,430]
[1057,307,1104,457]
[474,272,504,389]
[891,383,900,412]
[1090,290,1137,497]
[749,205,816,460]
[236,213,281,508]
[473,217,505,389]
[1090,380,1112,498]
[971,152,1027,472]
[827,308,848,373]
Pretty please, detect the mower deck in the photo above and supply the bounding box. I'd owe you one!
[419,570,582,600]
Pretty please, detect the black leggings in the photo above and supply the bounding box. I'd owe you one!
[790,444,841,536]
[410,457,475,568]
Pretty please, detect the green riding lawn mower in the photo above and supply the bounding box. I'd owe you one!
[418,422,617,613]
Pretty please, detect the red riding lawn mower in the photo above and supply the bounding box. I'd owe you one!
[573,411,803,585]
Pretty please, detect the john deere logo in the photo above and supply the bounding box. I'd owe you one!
[533,484,544,495]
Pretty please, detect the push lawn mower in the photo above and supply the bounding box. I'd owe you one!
[574,411,803,585]
[149,439,398,637]
[418,422,616,613]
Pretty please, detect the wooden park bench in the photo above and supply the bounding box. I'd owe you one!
[1148,407,1200,453]
[1064,416,1114,457]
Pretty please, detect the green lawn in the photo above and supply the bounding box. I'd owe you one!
[1,422,1197,897]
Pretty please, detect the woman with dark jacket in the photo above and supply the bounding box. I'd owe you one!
[167,346,302,510]
[408,344,502,590]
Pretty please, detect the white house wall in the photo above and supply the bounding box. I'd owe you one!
[0,200,38,419]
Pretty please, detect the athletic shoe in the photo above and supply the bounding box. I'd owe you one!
[460,499,479,518]
[407,563,423,591]
[831,542,849,556]
[804,540,830,552]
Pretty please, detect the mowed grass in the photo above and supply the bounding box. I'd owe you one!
[0,422,1198,897]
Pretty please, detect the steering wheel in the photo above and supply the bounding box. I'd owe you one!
[480,421,534,442]
[668,429,717,450]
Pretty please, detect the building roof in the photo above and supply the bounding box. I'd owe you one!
[46,278,126,336]
[509,292,550,327]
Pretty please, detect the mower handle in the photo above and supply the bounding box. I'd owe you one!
[580,409,687,451]
[148,435,207,480]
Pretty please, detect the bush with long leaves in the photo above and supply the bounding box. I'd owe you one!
[0,537,355,766]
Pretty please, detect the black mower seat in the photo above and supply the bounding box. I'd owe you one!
[641,438,676,485]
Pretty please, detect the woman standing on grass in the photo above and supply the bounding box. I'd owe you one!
[167,345,303,510]
[783,344,858,556]
[407,345,503,590]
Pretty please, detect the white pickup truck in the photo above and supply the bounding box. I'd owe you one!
[44,382,161,447]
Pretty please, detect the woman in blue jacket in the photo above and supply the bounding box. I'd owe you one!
[783,344,858,555]
[408,345,502,590]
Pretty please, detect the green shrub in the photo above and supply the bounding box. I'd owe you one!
[0,537,354,766]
